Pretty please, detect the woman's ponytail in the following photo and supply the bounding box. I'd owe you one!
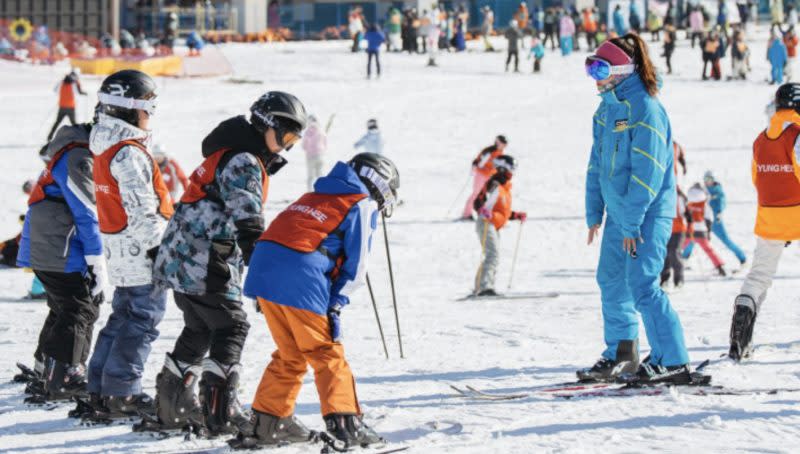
[609,33,659,96]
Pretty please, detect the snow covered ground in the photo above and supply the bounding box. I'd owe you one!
[2,27,800,453]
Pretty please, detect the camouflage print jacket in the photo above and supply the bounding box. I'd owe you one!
[153,116,268,301]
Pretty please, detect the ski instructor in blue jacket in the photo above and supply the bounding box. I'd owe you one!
[580,34,691,385]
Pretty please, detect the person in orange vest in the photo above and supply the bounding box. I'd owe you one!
[582,8,598,51]
[230,153,399,449]
[47,69,87,141]
[461,135,507,220]
[152,144,189,202]
[515,2,530,30]
[473,155,526,296]
[143,92,307,435]
[661,189,688,289]
[783,26,799,81]
[682,182,726,276]
[75,70,174,421]
[729,83,800,361]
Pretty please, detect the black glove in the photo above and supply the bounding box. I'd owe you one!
[146,246,159,262]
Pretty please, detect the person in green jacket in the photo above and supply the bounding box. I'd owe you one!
[387,7,402,52]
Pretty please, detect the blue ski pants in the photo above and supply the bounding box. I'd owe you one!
[596,216,690,366]
[683,219,746,263]
[88,284,166,396]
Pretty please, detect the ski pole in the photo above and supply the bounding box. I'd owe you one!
[507,221,524,290]
[325,113,336,134]
[446,172,473,219]
[366,273,389,359]
[474,219,489,295]
[382,213,404,358]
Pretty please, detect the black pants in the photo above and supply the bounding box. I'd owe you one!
[661,233,685,286]
[664,45,674,73]
[34,270,100,365]
[506,50,519,71]
[585,32,597,50]
[691,32,703,48]
[544,29,557,49]
[47,108,77,141]
[367,50,381,77]
[351,32,360,52]
[171,292,250,365]
[533,57,541,72]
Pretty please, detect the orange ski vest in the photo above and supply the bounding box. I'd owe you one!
[259,193,367,255]
[93,140,174,234]
[28,142,88,205]
[181,148,269,205]
[752,124,800,240]
[671,203,686,234]
[59,82,76,109]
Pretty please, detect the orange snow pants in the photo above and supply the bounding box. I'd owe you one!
[252,298,360,418]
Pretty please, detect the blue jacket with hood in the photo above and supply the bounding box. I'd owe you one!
[243,162,378,316]
[585,75,676,239]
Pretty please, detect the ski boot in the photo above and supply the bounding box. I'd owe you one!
[69,393,103,418]
[228,409,316,449]
[134,353,205,434]
[199,359,250,436]
[476,289,499,297]
[83,393,155,424]
[716,266,727,277]
[576,340,639,382]
[26,359,87,403]
[619,361,697,386]
[729,295,757,362]
[323,413,384,449]
[13,360,44,383]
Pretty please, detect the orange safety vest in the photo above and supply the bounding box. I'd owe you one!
[28,142,88,205]
[181,148,269,205]
[58,81,75,109]
[752,124,800,240]
[477,180,513,230]
[93,140,174,234]
[259,192,367,256]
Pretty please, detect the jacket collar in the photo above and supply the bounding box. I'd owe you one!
[89,113,151,156]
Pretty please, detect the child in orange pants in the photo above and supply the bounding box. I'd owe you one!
[231,153,399,450]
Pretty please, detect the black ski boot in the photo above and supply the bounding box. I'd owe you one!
[729,295,758,361]
[135,353,204,432]
[26,359,87,403]
[477,289,499,297]
[576,340,639,382]
[83,393,155,423]
[69,393,103,418]
[323,413,384,448]
[199,359,249,436]
[228,409,316,449]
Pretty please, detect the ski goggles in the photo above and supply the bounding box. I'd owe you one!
[97,92,157,117]
[584,56,635,81]
[271,117,303,151]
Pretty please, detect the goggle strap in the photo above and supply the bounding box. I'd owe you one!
[359,166,394,207]
[97,92,156,113]
[609,64,636,75]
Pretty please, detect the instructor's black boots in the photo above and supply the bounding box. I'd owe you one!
[729,295,758,361]
[200,359,249,435]
[576,339,639,382]
[154,353,203,429]
[323,413,384,448]
[228,410,316,449]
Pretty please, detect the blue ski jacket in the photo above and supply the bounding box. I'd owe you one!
[585,75,676,239]
[706,182,726,216]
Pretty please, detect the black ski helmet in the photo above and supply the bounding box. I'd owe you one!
[775,83,800,111]
[493,155,517,172]
[367,118,378,130]
[96,70,158,126]
[349,152,400,213]
[249,91,308,148]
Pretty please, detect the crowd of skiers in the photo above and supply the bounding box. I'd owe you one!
[12,68,402,450]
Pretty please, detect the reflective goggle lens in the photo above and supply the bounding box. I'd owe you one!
[585,57,611,81]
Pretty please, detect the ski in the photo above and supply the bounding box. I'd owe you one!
[456,291,560,301]
[553,384,800,399]
[450,381,613,401]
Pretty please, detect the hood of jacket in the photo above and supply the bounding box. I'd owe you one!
[313,161,369,196]
[89,113,151,156]
[45,123,91,160]
[202,115,267,159]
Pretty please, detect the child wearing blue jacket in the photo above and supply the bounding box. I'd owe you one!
[234,153,399,449]
[769,32,788,84]
[581,34,691,385]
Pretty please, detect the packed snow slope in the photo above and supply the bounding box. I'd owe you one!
[2,28,800,453]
